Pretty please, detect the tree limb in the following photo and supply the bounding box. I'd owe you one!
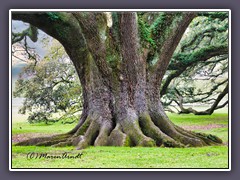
[12,12,89,64]
[176,83,228,115]
[161,45,228,96]
[150,12,196,86]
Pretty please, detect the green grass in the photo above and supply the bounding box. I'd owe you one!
[12,146,228,169]
[12,121,76,135]
[168,113,228,126]
[11,112,229,169]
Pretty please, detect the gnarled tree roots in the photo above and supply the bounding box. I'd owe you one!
[15,111,222,149]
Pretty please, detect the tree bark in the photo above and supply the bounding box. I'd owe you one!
[13,12,223,148]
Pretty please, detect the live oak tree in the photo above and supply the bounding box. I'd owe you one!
[161,15,228,114]
[12,11,226,148]
[13,40,83,124]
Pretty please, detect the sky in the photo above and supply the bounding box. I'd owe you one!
[12,20,51,91]
[12,20,51,63]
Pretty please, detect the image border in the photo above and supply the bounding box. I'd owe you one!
[9,8,231,171]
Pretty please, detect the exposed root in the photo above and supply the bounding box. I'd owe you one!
[15,134,71,146]
[151,111,223,147]
[94,121,113,146]
[52,140,73,147]
[76,118,100,149]
[174,124,222,145]
[14,110,223,149]
[74,115,92,136]
[150,112,205,147]
[108,124,130,146]
[139,113,184,147]
[120,109,156,147]
[174,125,207,145]
[67,119,85,135]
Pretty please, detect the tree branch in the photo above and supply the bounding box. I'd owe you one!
[12,24,38,44]
[176,83,228,115]
[150,12,196,86]
[12,12,89,65]
[180,24,228,52]
[161,45,228,96]
[168,45,228,70]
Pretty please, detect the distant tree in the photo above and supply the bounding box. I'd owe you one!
[13,40,82,124]
[161,15,228,115]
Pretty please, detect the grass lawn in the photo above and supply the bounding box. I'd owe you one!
[11,110,229,169]
[12,146,228,169]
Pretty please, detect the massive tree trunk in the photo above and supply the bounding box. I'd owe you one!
[13,12,223,148]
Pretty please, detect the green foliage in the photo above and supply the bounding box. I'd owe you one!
[138,16,156,48]
[150,12,182,48]
[137,12,183,56]
[178,15,228,54]
[27,111,50,124]
[13,40,83,124]
[150,12,169,33]
[207,134,218,141]
[198,12,228,21]
[46,12,60,21]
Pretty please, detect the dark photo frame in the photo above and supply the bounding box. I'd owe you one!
[1,0,239,179]
[9,8,231,171]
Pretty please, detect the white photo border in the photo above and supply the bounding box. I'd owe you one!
[9,9,231,171]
